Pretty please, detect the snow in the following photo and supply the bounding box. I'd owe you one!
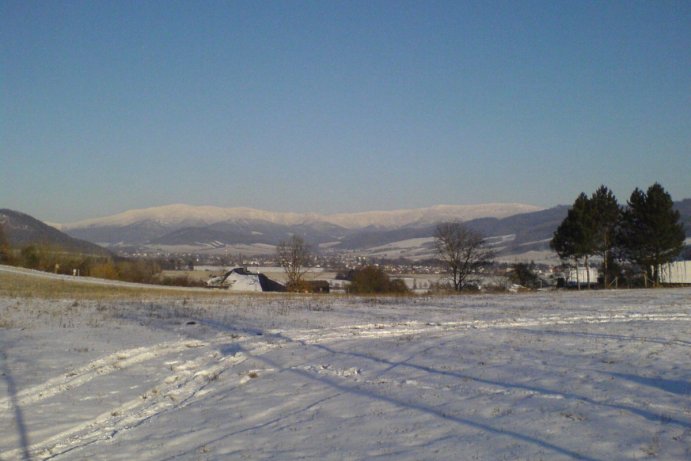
[321,203,543,229]
[362,237,437,261]
[216,270,262,292]
[58,203,543,231]
[0,265,207,292]
[1,280,690,460]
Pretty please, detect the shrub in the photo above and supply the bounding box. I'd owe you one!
[89,261,119,280]
[0,225,14,264]
[508,262,540,289]
[20,245,42,269]
[348,266,409,294]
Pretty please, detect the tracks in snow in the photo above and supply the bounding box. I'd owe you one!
[3,307,689,459]
[277,311,691,344]
[0,340,207,411]
[1,335,279,460]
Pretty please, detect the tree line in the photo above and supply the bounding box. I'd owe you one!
[5,183,682,292]
[551,183,685,287]
[0,233,204,286]
[429,182,686,291]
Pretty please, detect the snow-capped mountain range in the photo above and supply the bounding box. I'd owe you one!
[12,200,690,261]
[58,203,543,231]
[53,203,559,258]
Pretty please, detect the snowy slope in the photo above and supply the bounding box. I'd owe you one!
[58,203,543,231]
[56,203,548,250]
[1,277,690,460]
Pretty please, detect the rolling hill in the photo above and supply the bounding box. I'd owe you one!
[0,209,111,256]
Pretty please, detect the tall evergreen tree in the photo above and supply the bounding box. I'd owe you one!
[617,183,685,286]
[550,193,594,287]
[552,187,623,288]
[589,186,621,287]
[574,193,597,286]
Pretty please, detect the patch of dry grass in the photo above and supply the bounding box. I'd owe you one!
[0,271,226,300]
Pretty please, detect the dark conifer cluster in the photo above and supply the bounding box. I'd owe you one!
[551,183,686,286]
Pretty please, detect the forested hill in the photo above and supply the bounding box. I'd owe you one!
[0,209,111,256]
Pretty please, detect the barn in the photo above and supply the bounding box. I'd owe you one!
[206,268,285,292]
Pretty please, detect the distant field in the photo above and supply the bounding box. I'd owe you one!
[0,266,221,300]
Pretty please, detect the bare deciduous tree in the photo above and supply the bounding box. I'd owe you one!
[434,222,493,291]
[276,235,311,291]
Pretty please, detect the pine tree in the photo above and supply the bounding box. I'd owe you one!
[551,193,594,288]
[617,183,685,286]
[589,186,621,287]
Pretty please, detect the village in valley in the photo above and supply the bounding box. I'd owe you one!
[148,253,691,294]
[3,182,689,294]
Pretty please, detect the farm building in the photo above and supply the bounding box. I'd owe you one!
[658,261,691,285]
[304,280,330,293]
[560,266,600,288]
[206,268,285,292]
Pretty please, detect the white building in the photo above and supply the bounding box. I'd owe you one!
[658,261,691,285]
[565,266,599,288]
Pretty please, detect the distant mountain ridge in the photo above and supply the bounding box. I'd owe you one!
[58,203,542,231]
[57,203,543,250]
[41,200,690,260]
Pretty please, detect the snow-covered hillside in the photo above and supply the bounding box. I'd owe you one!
[58,203,543,231]
[54,203,552,254]
[1,275,689,460]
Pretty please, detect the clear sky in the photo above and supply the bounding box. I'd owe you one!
[2,0,690,223]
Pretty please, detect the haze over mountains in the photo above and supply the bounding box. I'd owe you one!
[4,200,690,262]
[53,203,557,259]
[57,203,542,231]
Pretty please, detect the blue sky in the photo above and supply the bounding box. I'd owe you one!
[2,0,690,223]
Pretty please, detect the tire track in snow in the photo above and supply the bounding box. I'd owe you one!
[0,339,207,412]
[5,308,688,459]
[7,310,683,425]
[277,311,691,344]
[3,339,279,460]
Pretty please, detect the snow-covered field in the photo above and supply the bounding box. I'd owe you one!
[1,276,690,460]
